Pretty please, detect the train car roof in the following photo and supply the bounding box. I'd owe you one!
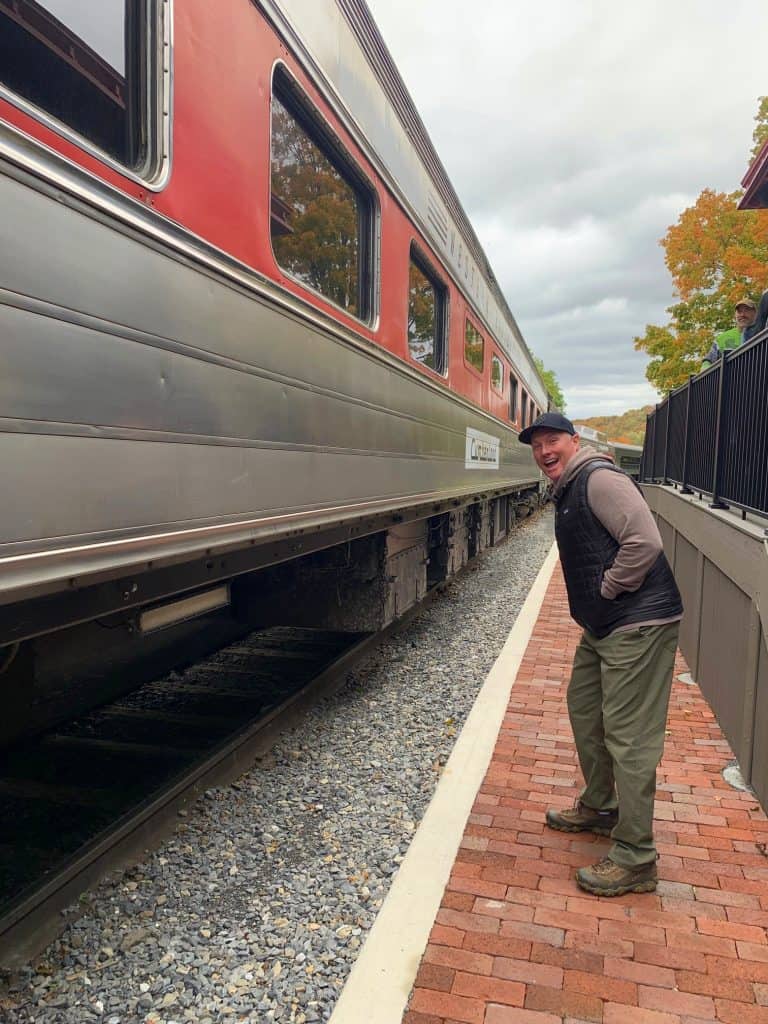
[337,2,525,347]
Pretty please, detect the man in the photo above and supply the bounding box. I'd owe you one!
[735,297,760,341]
[520,412,683,896]
[701,297,758,369]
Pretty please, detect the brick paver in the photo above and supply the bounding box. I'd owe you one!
[403,566,768,1023]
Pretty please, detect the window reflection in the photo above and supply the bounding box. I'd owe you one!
[406,247,447,373]
[0,0,145,167]
[44,0,126,73]
[465,320,484,372]
[491,354,503,393]
[271,93,363,317]
[408,260,437,369]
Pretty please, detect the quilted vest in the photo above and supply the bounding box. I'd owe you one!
[554,462,682,639]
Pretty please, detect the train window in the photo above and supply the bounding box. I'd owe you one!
[270,70,375,321]
[0,0,153,170]
[510,375,519,420]
[407,248,447,373]
[520,390,528,428]
[464,319,484,372]
[491,354,504,393]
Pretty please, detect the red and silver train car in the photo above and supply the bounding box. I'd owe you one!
[0,0,548,739]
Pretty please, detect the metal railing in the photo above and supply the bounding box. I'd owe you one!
[640,326,768,518]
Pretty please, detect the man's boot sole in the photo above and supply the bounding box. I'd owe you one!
[546,819,615,837]
[576,876,657,897]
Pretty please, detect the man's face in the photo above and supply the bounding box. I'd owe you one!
[530,429,580,483]
[735,304,757,329]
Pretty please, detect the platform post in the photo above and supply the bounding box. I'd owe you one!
[645,406,663,483]
[654,403,662,482]
[661,397,670,485]
[680,375,694,495]
[710,352,729,509]
[639,412,650,482]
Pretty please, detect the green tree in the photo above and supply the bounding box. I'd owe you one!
[533,355,566,411]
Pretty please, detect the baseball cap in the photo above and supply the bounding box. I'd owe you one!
[519,411,576,445]
[735,297,757,310]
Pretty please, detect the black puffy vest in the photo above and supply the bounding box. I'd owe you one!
[555,462,682,639]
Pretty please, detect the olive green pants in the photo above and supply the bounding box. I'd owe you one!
[567,621,680,868]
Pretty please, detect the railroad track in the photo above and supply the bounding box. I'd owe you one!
[0,623,401,968]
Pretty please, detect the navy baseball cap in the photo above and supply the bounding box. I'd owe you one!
[519,412,576,445]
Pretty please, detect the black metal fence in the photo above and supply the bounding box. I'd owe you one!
[640,326,768,518]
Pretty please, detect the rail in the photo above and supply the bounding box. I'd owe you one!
[640,324,768,518]
[0,627,380,967]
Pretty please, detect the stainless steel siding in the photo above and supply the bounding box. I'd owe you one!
[0,171,537,593]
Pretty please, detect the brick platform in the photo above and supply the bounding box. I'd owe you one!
[404,567,768,1024]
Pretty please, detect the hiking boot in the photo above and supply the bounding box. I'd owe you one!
[576,856,657,896]
[545,801,618,836]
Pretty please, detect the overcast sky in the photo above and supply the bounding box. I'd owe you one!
[366,0,768,418]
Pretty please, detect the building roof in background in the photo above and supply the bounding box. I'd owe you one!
[739,138,768,209]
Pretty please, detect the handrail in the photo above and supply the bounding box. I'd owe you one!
[640,325,768,519]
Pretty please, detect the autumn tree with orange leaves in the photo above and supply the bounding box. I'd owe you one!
[635,99,768,393]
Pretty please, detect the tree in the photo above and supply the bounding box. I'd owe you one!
[634,97,768,393]
[634,188,768,392]
[533,355,566,411]
[752,95,768,160]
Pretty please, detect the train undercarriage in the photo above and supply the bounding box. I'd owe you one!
[1,484,541,749]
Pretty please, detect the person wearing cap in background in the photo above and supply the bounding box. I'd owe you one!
[520,412,683,896]
[701,297,759,369]
[735,296,760,341]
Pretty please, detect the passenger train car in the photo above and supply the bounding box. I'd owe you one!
[574,426,643,480]
[0,0,548,740]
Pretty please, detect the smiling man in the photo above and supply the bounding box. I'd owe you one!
[520,412,683,896]
[701,297,761,369]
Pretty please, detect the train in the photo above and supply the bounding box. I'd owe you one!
[573,425,643,479]
[0,0,549,743]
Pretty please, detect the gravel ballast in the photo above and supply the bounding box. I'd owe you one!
[3,510,554,1024]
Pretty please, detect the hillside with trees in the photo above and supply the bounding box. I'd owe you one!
[576,406,652,446]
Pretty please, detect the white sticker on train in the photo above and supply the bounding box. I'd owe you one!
[465,427,500,470]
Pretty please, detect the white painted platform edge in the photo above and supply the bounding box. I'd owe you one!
[328,541,560,1024]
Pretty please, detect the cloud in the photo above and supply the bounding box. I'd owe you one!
[568,382,660,419]
[366,0,768,415]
